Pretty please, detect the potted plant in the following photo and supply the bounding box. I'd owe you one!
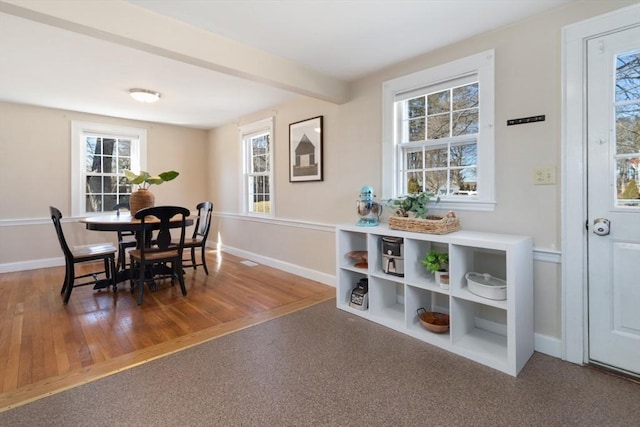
[422,249,449,288]
[124,170,179,214]
[385,190,438,219]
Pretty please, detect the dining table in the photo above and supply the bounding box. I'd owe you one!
[81,212,194,289]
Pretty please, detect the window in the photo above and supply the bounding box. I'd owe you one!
[614,50,640,207]
[240,118,274,216]
[71,122,147,216]
[382,50,495,211]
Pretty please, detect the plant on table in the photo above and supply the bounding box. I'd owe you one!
[124,170,179,215]
[124,170,179,189]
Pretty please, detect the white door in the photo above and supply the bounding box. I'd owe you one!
[587,25,640,376]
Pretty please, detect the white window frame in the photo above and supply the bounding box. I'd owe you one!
[382,50,496,211]
[239,117,274,217]
[71,121,147,217]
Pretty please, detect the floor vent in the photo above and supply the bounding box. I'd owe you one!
[240,260,259,267]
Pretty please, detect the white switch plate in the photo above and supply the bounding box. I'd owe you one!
[533,166,556,185]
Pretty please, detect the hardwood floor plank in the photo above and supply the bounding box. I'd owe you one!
[0,250,335,411]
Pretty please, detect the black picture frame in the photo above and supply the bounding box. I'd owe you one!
[289,116,323,182]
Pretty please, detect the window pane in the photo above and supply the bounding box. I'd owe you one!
[118,139,131,157]
[616,103,640,154]
[252,155,265,173]
[85,195,101,213]
[452,109,479,136]
[616,157,640,206]
[118,176,132,194]
[425,146,447,168]
[118,157,131,173]
[451,143,477,167]
[409,118,425,141]
[408,97,425,118]
[86,138,101,172]
[104,195,118,211]
[427,114,450,139]
[424,170,448,195]
[406,172,423,193]
[103,156,116,173]
[427,90,450,114]
[104,176,117,193]
[102,138,116,157]
[404,150,423,170]
[616,52,640,102]
[250,175,271,213]
[86,176,102,194]
[452,83,479,110]
[451,167,478,194]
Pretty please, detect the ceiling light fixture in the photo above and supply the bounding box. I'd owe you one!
[129,88,161,103]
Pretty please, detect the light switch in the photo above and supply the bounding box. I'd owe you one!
[533,166,556,185]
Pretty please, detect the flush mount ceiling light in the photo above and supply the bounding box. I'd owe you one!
[129,88,161,103]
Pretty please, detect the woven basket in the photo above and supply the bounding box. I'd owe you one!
[129,189,155,216]
[388,211,460,234]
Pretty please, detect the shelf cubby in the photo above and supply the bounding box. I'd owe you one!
[368,276,404,329]
[405,285,451,346]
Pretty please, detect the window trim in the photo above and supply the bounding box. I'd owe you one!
[239,117,274,217]
[71,121,147,216]
[382,49,496,211]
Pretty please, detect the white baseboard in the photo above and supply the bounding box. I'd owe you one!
[534,333,562,358]
[219,243,336,287]
[0,257,64,273]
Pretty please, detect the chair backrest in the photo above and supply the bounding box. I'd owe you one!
[49,206,73,259]
[192,201,213,240]
[135,206,191,260]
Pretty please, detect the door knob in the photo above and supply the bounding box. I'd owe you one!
[593,218,610,236]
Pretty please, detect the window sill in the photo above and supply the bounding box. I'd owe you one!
[429,199,496,212]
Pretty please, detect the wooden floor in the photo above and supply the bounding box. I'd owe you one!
[0,250,335,412]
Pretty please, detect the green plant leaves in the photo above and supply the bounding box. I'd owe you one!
[124,170,179,189]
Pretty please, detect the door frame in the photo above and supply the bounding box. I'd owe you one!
[561,3,640,365]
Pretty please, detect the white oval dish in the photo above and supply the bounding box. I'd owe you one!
[465,272,507,300]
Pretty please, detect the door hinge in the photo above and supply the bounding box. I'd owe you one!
[585,219,589,231]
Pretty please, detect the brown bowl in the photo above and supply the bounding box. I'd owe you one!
[417,308,450,334]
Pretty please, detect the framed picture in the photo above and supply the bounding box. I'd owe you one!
[289,116,323,182]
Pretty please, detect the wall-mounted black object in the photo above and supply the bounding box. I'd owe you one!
[507,115,545,126]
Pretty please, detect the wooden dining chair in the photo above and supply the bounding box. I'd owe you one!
[177,201,213,275]
[128,205,190,305]
[49,206,117,304]
[112,201,137,271]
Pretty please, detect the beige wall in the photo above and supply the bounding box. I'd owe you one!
[207,0,636,341]
[0,102,208,264]
[1,0,634,342]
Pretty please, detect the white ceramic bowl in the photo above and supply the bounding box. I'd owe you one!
[465,272,506,300]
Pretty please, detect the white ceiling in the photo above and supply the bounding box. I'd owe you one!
[0,0,573,129]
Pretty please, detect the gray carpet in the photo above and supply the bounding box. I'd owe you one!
[1,300,638,426]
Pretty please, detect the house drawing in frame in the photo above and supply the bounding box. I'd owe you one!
[289,116,323,182]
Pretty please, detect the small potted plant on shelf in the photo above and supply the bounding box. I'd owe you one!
[124,169,179,215]
[422,249,449,289]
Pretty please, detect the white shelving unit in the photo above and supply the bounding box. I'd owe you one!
[336,223,533,376]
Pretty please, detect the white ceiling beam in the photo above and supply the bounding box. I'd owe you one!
[0,0,349,104]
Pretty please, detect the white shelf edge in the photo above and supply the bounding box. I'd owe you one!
[452,287,508,310]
